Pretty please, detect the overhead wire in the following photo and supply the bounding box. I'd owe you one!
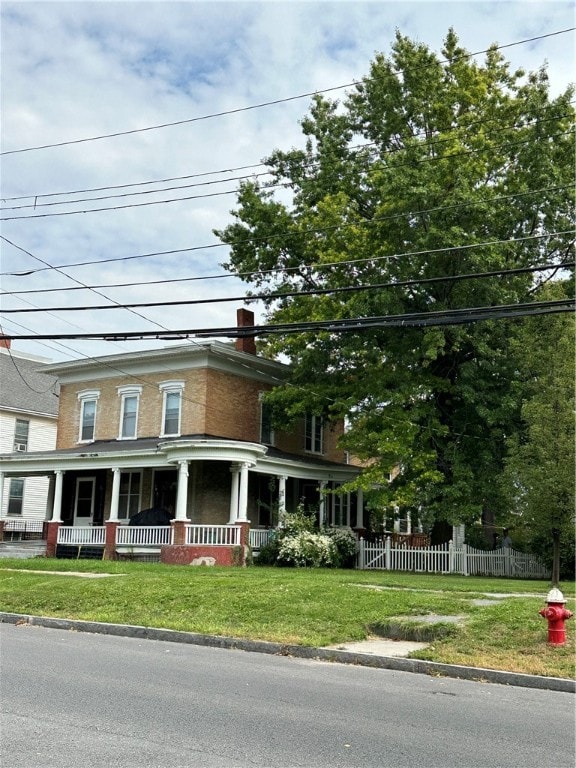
[2,263,572,314]
[1,183,572,277]
[1,27,573,157]
[2,129,573,220]
[0,236,221,370]
[1,27,572,444]
[2,103,572,207]
[3,230,572,297]
[2,25,572,346]
[0,322,60,395]
[0,315,251,413]
[2,25,571,349]
[4,299,573,342]
[0,169,273,211]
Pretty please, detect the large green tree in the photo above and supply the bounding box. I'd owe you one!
[215,30,575,530]
[501,282,575,580]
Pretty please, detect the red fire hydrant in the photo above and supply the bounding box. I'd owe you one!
[539,588,573,646]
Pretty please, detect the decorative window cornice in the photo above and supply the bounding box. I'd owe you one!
[159,380,185,393]
[77,389,100,401]
[117,385,142,396]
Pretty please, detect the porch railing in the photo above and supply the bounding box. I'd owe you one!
[2,519,44,540]
[57,526,106,545]
[249,528,276,550]
[116,526,173,547]
[185,524,240,546]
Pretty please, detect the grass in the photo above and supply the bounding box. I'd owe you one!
[0,558,574,679]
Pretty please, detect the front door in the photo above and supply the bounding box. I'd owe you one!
[152,470,177,516]
[74,477,95,526]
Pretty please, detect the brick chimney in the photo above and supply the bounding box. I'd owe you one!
[0,335,11,350]
[235,308,257,355]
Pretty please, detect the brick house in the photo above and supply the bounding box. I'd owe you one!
[0,312,363,564]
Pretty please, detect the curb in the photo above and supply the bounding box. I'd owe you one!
[1,612,574,694]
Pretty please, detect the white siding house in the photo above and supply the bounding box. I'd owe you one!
[0,341,59,522]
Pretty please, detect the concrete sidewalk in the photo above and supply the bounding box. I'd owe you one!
[1,611,574,694]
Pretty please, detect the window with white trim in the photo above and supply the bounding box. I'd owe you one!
[118,471,141,520]
[118,386,142,439]
[304,414,323,454]
[14,419,29,452]
[77,390,100,442]
[7,478,24,515]
[331,488,351,527]
[159,381,184,437]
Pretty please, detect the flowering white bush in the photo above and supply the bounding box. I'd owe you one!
[278,531,338,568]
[325,528,358,566]
[256,506,358,568]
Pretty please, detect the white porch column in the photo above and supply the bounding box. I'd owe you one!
[45,474,55,521]
[356,487,364,528]
[278,475,287,516]
[108,468,121,522]
[318,480,327,527]
[406,510,412,534]
[51,470,64,522]
[237,462,250,522]
[228,464,240,524]
[175,460,189,521]
[0,472,4,519]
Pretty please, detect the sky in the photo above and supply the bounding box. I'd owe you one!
[1,0,574,364]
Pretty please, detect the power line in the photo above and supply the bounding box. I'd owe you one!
[2,230,572,297]
[0,163,267,202]
[3,104,572,206]
[2,129,573,220]
[0,324,59,395]
[0,236,212,357]
[0,169,273,211]
[4,300,573,341]
[0,317,251,414]
[1,184,571,277]
[2,263,572,314]
[0,183,256,221]
[2,28,573,157]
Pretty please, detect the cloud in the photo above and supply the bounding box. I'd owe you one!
[1,1,574,363]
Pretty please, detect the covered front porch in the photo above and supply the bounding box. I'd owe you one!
[43,522,275,562]
[0,436,362,566]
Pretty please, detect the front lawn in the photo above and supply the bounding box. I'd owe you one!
[0,560,573,679]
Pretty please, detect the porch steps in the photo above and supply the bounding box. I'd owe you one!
[0,540,47,559]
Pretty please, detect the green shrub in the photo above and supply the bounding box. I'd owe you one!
[255,505,358,569]
[255,534,282,566]
[325,528,358,568]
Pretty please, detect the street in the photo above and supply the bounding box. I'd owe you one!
[1,623,574,768]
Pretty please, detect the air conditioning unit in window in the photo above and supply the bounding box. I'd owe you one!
[14,443,27,452]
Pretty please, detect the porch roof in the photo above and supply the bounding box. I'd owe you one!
[0,434,360,482]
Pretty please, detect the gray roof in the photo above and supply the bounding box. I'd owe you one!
[0,351,59,417]
[24,435,355,470]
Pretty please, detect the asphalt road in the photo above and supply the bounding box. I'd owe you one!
[1,623,574,768]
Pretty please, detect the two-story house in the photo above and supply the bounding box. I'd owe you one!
[0,311,364,563]
[0,338,58,534]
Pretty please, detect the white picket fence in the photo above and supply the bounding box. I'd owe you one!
[357,537,550,579]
